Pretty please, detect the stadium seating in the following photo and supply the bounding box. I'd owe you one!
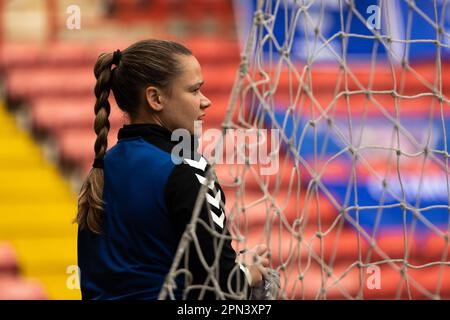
[0,277,47,300]
[0,238,48,300]
[112,0,235,24]
[0,102,79,299]
[0,39,239,70]
[30,97,126,135]
[0,242,19,276]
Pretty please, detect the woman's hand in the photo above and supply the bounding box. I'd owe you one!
[236,244,270,287]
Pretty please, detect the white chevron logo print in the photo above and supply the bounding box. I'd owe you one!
[206,190,222,209]
[211,210,225,229]
[195,174,215,190]
[184,157,207,171]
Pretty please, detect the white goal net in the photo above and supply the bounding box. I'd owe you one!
[161,0,450,300]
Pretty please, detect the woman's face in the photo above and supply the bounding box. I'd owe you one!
[159,54,211,134]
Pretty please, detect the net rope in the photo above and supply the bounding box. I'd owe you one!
[160,0,450,300]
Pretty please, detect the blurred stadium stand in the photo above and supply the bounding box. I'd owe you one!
[0,0,238,300]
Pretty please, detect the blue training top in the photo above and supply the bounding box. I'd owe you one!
[77,124,249,300]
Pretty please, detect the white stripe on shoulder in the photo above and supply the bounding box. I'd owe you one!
[195,174,215,190]
[183,157,207,171]
[206,190,221,209]
[211,210,225,229]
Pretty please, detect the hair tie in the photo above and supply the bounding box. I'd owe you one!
[92,158,104,169]
[112,49,122,66]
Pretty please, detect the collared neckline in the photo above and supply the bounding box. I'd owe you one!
[117,123,173,141]
[117,123,200,157]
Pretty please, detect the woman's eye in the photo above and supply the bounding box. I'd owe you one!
[193,88,200,94]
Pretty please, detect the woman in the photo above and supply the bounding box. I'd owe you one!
[75,39,269,300]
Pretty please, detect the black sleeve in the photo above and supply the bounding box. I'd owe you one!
[165,159,251,300]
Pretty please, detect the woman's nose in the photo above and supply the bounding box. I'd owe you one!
[201,94,212,109]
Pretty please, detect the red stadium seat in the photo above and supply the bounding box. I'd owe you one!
[234,224,422,268]
[57,127,120,167]
[419,233,450,263]
[0,38,239,71]
[6,67,94,100]
[225,188,337,229]
[407,265,450,299]
[280,262,450,299]
[357,230,410,263]
[0,242,19,277]
[273,91,450,118]
[113,0,234,24]
[199,65,237,96]
[0,42,90,69]
[280,263,360,299]
[186,38,239,65]
[0,277,47,300]
[362,264,450,299]
[251,63,450,99]
[235,226,361,266]
[30,97,128,135]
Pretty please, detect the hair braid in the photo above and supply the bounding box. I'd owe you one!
[75,52,115,234]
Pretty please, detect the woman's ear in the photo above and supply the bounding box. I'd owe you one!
[145,86,163,111]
